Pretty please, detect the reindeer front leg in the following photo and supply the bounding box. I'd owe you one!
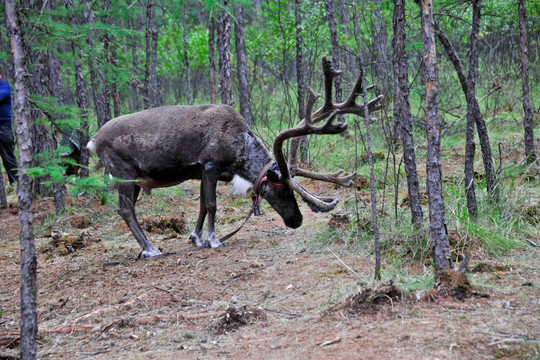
[117,182,162,257]
[201,164,224,248]
[190,182,207,247]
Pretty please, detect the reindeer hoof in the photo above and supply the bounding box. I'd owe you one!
[190,234,204,247]
[204,241,225,249]
[138,248,163,258]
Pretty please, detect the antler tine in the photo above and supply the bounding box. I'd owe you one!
[289,168,356,187]
[321,56,342,109]
[305,87,320,126]
[286,178,339,212]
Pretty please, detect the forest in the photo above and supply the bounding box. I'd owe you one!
[0,0,539,358]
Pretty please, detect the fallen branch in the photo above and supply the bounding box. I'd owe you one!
[524,238,539,248]
[74,292,149,322]
[135,311,225,325]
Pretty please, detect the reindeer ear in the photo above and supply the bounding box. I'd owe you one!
[266,168,282,183]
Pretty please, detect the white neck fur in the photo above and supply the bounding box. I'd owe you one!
[229,174,254,197]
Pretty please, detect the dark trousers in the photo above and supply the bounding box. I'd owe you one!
[0,123,18,184]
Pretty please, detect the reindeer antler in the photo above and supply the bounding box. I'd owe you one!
[274,56,383,212]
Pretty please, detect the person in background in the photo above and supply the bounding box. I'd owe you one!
[0,71,18,185]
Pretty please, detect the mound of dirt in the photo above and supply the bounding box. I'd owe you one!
[40,231,100,256]
[141,215,186,234]
[333,282,405,315]
[215,306,267,334]
[68,214,92,229]
[433,268,473,300]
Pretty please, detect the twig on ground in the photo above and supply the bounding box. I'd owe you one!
[319,337,341,347]
[328,249,359,278]
[523,238,539,248]
[134,311,225,325]
[263,308,301,318]
[220,263,274,293]
[153,285,179,302]
[74,292,149,322]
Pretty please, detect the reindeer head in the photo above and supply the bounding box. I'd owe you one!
[271,56,383,214]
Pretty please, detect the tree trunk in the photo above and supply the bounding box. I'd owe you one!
[325,0,344,124]
[420,0,452,271]
[234,3,254,127]
[0,166,7,208]
[103,0,120,118]
[144,1,160,108]
[352,5,381,280]
[291,0,307,166]
[371,0,391,96]
[463,0,483,218]
[393,0,423,227]
[182,6,192,105]
[218,2,232,105]
[518,0,537,164]
[431,11,498,200]
[128,9,142,112]
[83,0,111,128]
[208,17,217,104]
[74,52,90,178]
[5,1,38,358]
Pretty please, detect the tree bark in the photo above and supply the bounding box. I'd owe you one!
[208,17,218,104]
[144,1,160,108]
[352,5,381,280]
[5,0,38,358]
[518,0,537,164]
[83,0,111,128]
[127,8,142,112]
[0,166,6,208]
[325,0,344,124]
[291,0,307,165]
[393,0,423,227]
[182,5,192,105]
[431,14,498,200]
[218,2,232,105]
[420,0,452,271]
[234,3,254,127]
[371,0,391,96]
[463,0,482,218]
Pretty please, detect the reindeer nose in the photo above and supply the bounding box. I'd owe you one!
[285,214,303,229]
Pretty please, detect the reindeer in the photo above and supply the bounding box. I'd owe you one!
[87,57,382,258]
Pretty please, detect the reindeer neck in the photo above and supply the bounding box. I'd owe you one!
[237,131,273,184]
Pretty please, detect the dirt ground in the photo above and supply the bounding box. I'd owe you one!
[0,182,539,360]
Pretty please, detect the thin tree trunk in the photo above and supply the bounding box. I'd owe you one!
[0,166,6,208]
[149,2,160,106]
[144,1,157,109]
[234,3,254,127]
[463,0,482,218]
[128,9,142,112]
[182,6,192,105]
[518,0,537,164]
[208,17,217,104]
[352,5,381,280]
[66,0,90,178]
[83,0,111,128]
[74,54,90,178]
[393,0,423,227]
[291,0,306,165]
[5,1,38,358]
[430,11,498,200]
[420,0,452,271]
[371,0,391,96]
[325,0,344,124]
[218,2,232,105]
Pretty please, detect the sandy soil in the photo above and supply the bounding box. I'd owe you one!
[0,182,539,359]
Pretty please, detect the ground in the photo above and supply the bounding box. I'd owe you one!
[0,181,539,360]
